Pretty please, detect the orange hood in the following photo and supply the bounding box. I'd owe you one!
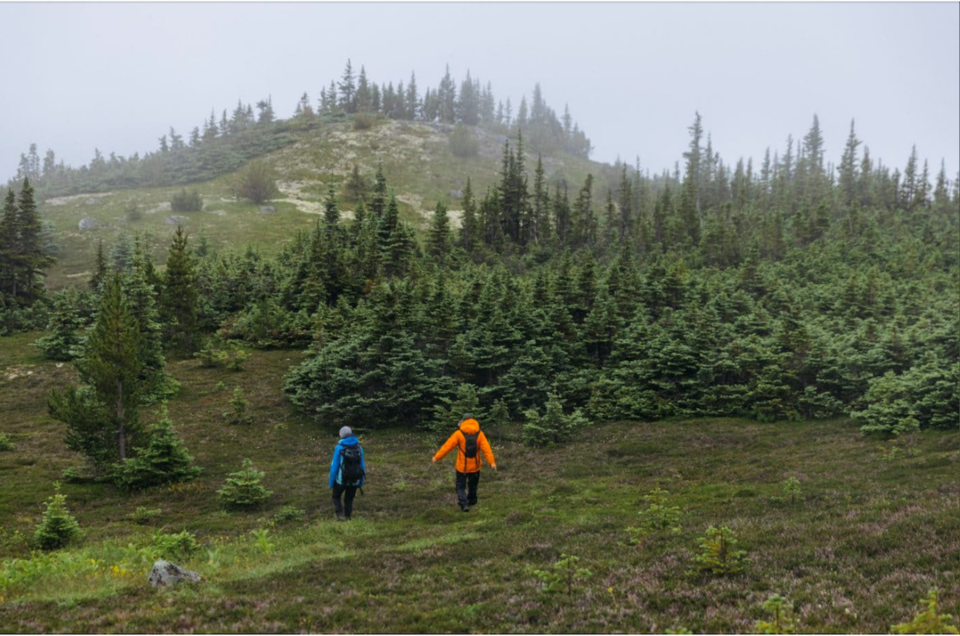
[459,418,480,433]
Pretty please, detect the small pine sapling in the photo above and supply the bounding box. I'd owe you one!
[522,393,588,447]
[34,483,82,550]
[226,346,249,372]
[218,458,272,509]
[626,486,682,545]
[783,477,801,504]
[195,340,229,368]
[892,589,960,634]
[533,553,592,595]
[114,404,202,490]
[224,386,252,425]
[756,594,796,634]
[0,432,13,452]
[693,525,747,575]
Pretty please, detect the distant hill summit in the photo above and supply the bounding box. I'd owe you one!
[7,61,593,198]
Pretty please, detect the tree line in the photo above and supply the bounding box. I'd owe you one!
[2,111,956,483]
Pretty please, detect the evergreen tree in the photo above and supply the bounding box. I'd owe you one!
[49,271,145,472]
[459,178,480,251]
[34,288,89,361]
[114,404,202,489]
[339,59,356,113]
[90,239,108,292]
[33,484,82,550]
[126,237,172,400]
[160,226,199,352]
[427,200,452,259]
[0,179,52,304]
[679,113,703,246]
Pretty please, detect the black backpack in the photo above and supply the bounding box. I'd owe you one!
[461,428,479,459]
[340,445,364,485]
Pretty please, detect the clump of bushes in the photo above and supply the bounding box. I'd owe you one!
[195,339,248,371]
[170,188,203,212]
[131,506,162,525]
[852,362,959,436]
[449,124,479,157]
[0,432,13,452]
[114,405,202,490]
[353,113,376,130]
[522,393,588,447]
[693,525,747,575]
[61,464,97,484]
[125,202,142,222]
[218,458,272,509]
[233,160,279,204]
[272,505,305,525]
[532,553,592,595]
[151,529,200,560]
[34,484,82,550]
[220,298,313,349]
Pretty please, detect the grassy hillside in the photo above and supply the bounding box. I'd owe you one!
[1,336,957,633]
[36,119,607,290]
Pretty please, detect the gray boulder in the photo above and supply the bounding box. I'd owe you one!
[147,560,201,588]
[164,215,189,226]
[78,217,98,231]
[84,198,97,206]
[449,189,463,199]
[259,205,276,214]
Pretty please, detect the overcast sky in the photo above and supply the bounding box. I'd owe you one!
[2,2,958,182]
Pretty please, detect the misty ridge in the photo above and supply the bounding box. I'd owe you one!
[6,60,955,207]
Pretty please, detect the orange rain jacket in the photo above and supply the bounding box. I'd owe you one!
[433,419,496,473]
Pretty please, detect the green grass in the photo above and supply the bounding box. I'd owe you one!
[0,334,957,632]
[38,119,607,290]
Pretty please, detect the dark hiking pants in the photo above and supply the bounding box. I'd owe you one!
[455,471,480,508]
[332,483,357,518]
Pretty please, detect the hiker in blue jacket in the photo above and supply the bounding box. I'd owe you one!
[329,426,366,521]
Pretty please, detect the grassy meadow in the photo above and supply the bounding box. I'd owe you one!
[1,335,957,633]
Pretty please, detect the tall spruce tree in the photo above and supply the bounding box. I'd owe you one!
[126,237,171,400]
[160,225,199,352]
[427,201,452,259]
[49,271,145,472]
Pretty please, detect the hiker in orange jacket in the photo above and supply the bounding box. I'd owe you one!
[432,414,496,512]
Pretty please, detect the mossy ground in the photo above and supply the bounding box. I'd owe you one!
[0,336,957,633]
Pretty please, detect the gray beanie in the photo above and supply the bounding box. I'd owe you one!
[339,426,353,439]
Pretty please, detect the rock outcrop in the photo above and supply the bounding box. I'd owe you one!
[147,560,201,588]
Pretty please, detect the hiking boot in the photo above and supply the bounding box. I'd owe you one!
[336,511,346,522]
[461,506,470,513]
